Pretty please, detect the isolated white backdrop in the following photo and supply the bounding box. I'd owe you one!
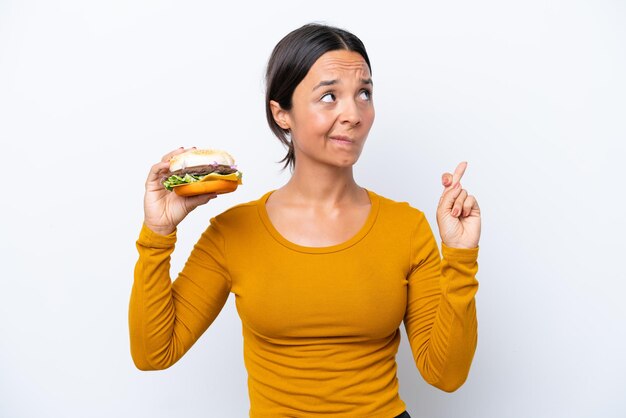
[1,1,625,417]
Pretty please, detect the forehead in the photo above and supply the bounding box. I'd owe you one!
[308,50,371,79]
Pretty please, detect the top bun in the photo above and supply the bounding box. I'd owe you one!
[169,149,236,171]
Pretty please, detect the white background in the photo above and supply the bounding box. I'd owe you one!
[1,0,625,417]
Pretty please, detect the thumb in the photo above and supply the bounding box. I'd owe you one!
[439,183,463,212]
[185,193,217,211]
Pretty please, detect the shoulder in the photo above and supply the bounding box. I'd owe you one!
[208,190,270,230]
[369,189,425,222]
[369,190,439,253]
[367,190,435,250]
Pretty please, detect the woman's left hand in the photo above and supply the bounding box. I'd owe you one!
[436,162,481,249]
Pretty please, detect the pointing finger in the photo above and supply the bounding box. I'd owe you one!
[147,161,171,184]
[452,161,468,187]
[441,172,453,188]
[451,189,468,217]
[439,182,464,213]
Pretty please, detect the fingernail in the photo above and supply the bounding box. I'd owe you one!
[452,208,459,217]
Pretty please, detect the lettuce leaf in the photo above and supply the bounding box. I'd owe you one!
[163,171,242,191]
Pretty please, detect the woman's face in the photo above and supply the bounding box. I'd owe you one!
[274,49,375,169]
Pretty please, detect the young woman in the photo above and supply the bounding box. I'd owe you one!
[130,23,481,418]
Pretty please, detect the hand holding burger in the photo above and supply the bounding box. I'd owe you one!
[143,147,242,236]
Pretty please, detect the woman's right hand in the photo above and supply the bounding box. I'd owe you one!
[143,147,218,236]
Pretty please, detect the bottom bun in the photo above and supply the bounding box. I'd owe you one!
[173,180,239,196]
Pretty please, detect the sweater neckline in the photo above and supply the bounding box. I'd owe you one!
[257,189,380,254]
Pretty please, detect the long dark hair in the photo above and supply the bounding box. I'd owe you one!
[265,23,372,172]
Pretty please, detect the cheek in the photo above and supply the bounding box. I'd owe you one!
[297,106,334,135]
[365,103,375,122]
[313,112,335,132]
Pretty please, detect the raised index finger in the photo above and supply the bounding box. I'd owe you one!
[452,161,468,187]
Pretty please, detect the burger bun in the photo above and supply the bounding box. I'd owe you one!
[173,179,239,196]
[169,149,235,171]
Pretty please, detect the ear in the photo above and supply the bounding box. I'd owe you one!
[269,100,291,130]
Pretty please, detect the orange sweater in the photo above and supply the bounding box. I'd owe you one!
[129,189,479,417]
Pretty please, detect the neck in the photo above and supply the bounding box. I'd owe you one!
[281,163,365,207]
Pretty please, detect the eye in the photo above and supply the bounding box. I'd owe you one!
[359,89,372,101]
[321,92,335,103]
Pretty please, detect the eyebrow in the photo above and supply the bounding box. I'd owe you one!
[312,78,374,91]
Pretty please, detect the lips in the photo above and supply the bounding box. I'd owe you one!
[329,135,354,143]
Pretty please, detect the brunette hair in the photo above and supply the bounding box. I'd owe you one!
[265,23,372,171]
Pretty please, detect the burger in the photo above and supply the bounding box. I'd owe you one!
[162,148,243,196]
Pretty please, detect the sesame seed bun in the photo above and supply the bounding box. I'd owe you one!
[169,149,235,171]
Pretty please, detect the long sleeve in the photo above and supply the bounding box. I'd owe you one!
[129,219,232,371]
[127,191,481,416]
[403,212,479,392]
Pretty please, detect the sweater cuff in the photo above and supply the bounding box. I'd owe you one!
[441,242,479,261]
[137,222,177,248]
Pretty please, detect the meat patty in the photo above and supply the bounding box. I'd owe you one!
[169,164,237,177]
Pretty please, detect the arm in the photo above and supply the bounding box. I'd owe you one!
[403,212,479,392]
[129,219,231,371]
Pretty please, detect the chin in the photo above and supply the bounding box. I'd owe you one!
[295,143,364,169]
[330,155,361,168]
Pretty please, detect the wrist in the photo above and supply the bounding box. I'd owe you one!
[442,240,478,249]
[143,223,176,236]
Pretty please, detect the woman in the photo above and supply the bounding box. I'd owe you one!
[130,23,481,418]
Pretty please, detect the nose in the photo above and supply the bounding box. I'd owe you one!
[339,98,361,127]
